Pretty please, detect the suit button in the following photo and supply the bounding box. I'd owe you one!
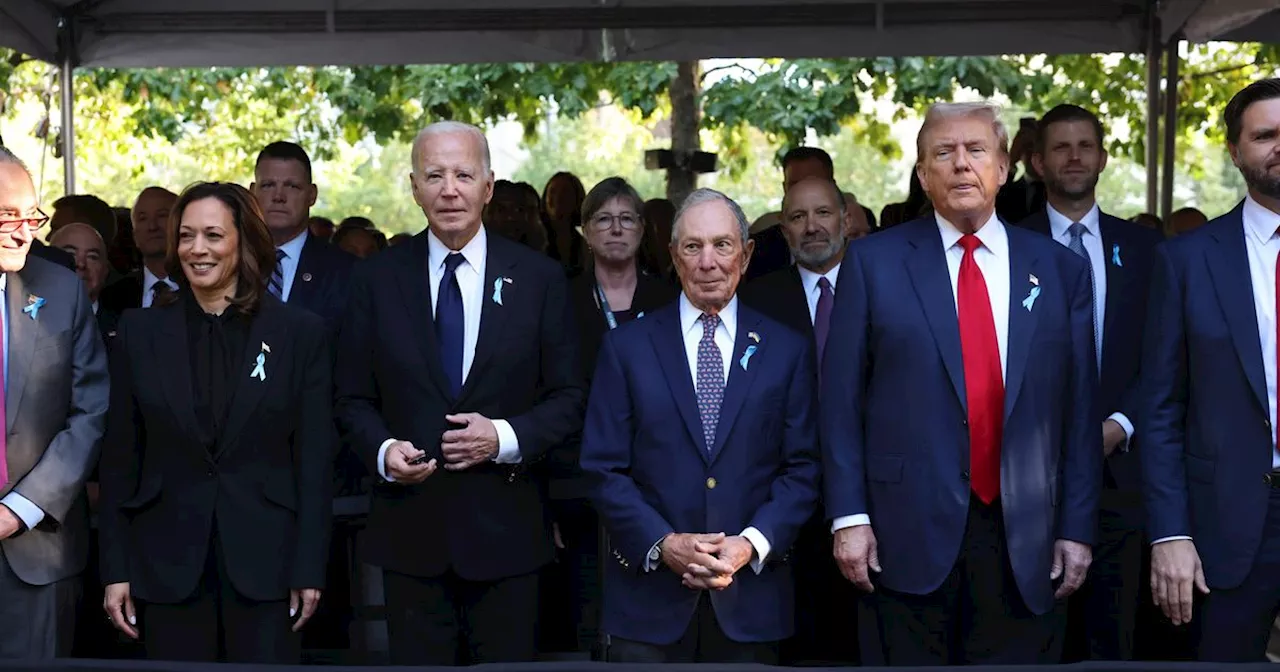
[1266,473,1274,486]
[961,470,970,482]
[706,478,717,489]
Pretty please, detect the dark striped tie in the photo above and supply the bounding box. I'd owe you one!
[268,248,286,299]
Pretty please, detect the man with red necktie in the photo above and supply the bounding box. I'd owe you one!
[820,101,1101,665]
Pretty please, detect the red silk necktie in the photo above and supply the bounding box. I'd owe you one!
[957,234,1004,504]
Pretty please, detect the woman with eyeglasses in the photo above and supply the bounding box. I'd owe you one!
[542,177,676,657]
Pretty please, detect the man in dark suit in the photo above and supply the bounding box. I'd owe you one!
[99,187,178,314]
[335,122,585,665]
[250,142,354,332]
[740,175,857,664]
[746,147,834,283]
[1143,78,1280,662]
[821,102,1100,665]
[1016,104,1163,662]
[0,147,110,658]
[581,188,819,663]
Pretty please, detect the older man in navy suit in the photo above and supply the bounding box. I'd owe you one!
[1143,78,1280,662]
[581,188,820,664]
[821,102,1101,665]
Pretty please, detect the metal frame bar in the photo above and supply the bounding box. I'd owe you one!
[1145,11,1161,215]
[57,14,77,194]
[1160,37,1179,221]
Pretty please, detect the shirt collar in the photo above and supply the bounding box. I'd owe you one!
[797,262,840,297]
[142,266,173,292]
[935,211,1007,258]
[427,225,487,275]
[0,274,7,292]
[92,300,99,315]
[276,229,308,260]
[1046,202,1101,240]
[679,291,738,342]
[1244,195,1280,246]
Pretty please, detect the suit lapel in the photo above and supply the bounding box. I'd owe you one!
[1020,210,1052,238]
[1099,216,1123,362]
[216,298,283,459]
[459,236,515,403]
[287,235,321,309]
[1206,208,1268,413]
[709,307,762,464]
[785,266,814,338]
[1003,230,1041,421]
[153,302,204,443]
[5,272,37,431]
[650,307,709,465]
[397,232,452,399]
[904,225,967,413]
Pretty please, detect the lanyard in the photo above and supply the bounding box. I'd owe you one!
[595,283,643,330]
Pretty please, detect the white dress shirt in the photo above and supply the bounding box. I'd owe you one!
[641,293,768,574]
[141,266,178,308]
[797,262,841,324]
[376,225,521,482]
[1046,204,1134,445]
[0,275,45,530]
[833,213,1010,533]
[274,229,308,303]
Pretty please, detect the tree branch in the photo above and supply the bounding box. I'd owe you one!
[1187,62,1252,80]
[700,63,754,83]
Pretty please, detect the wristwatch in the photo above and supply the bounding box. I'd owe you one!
[649,534,669,567]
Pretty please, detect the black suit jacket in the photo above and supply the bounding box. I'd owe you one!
[285,233,355,334]
[99,272,145,315]
[335,229,586,582]
[98,294,335,603]
[1016,208,1163,519]
[741,265,813,340]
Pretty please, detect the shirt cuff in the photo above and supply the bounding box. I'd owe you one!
[644,537,664,572]
[740,527,771,574]
[377,438,398,483]
[1152,536,1193,545]
[1108,412,1135,453]
[493,420,522,464]
[1,492,46,531]
[831,514,871,533]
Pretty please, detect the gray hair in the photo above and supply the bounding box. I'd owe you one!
[49,221,106,251]
[581,177,645,223]
[782,177,847,217]
[672,188,750,244]
[915,102,1010,161]
[411,121,492,176]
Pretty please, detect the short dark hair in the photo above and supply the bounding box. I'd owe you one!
[1226,78,1280,146]
[1035,104,1106,153]
[581,177,646,223]
[781,146,834,178]
[51,194,117,246]
[255,141,313,182]
[161,182,277,315]
[337,216,374,230]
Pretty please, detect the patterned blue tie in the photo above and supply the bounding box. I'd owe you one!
[268,248,286,299]
[696,313,725,451]
[1067,222,1101,370]
[436,253,466,397]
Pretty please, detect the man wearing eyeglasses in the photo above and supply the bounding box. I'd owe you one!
[0,147,109,659]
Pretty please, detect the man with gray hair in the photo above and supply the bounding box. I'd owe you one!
[335,121,585,665]
[821,102,1100,664]
[0,147,109,658]
[581,188,819,662]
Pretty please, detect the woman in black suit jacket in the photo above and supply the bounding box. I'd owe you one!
[99,182,334,663]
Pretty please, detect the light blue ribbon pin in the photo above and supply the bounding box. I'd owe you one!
[250,352,267,382]
[1112,244,1123,267]
[22,296,45,320]
[492,277,511,305]
[739,344,758,371]
[1022,286,1041,312]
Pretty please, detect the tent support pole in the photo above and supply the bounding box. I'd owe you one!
[1161,37,1179,222]
[1145,12,1161,216]
[58,15,77,195]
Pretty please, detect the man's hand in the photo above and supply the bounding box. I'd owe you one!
[0,505,21,540]
[384,441,438,484]
[1051,539,1092,598]
[290,588,323,632]
[1151,539,1209,625]
[834,525,880,592]
[1103,419,1127,457]
[104,582,138,639]
[660,533,735,590]
[683,535,754,590]
[442,413,499,470]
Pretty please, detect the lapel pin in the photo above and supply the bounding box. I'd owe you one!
[740,344,758,371]
[22,295,45,320]
[302,272,313,282]
[492,277,512,305]
[1111,244,1123,267]
[1022,285,1041,312]
[748,331,760,343]
[250,341,270,382]
[1029,274,1039,286]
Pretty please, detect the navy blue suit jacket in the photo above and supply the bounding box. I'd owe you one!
[1017,209,1163,509]
[820,216,1101,615]
[580,300,820,644]
[1141,203,1274,590]
[286,233,355,334]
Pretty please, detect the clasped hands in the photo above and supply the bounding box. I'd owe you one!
[383,413,499,484]
[661,532,754,591]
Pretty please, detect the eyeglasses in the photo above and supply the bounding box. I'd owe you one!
[590,212,641,231]
[0,208,50,234]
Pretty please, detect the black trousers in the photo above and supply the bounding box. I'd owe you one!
[607,595,778,664]
[1064,492,1142,661]
[383,569,539,666]
[140,534,298,663]
[1198,487,1280,662]
[783,510,860,664]
[873,495,1065,665]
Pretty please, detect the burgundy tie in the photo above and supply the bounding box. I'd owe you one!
[957,234,1004,504]
[814,276,834,368]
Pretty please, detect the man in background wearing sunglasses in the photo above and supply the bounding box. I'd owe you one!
[0,146,109,659]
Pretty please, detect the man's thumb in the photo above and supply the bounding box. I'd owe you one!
[1195,567,1210,594]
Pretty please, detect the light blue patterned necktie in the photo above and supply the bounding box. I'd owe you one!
[1068,222,1101,370]
[695,313,724,451]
